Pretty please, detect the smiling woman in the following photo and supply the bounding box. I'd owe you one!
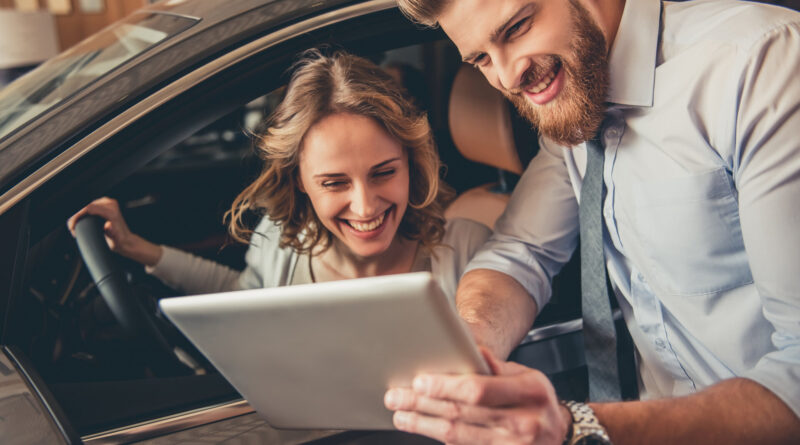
[69,49,491,297]
[298,112,412,263]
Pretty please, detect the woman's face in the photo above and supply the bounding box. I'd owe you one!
[298,112,410,258]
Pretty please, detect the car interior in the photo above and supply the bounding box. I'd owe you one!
[4,7,586,440]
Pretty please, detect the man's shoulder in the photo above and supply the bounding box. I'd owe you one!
[664,0,800,51]
[443,218,491,247]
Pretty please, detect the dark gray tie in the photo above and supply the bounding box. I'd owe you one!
[579,134,622,402]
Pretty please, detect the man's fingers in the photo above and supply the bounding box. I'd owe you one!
[479,347,530,377]
[412,370,551,407]
[386,388,504,426]
[393,410,526,445]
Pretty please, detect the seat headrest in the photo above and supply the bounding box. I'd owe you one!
[448,64,523,175]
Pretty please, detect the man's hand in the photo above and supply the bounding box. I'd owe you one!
[384,349,571,445]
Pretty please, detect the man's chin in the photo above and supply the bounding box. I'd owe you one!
[508,94,598,147]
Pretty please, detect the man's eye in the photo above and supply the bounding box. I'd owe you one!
[472,54,488,67]
[505,17,530,39]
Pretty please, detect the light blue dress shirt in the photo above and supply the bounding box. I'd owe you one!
[466,0,800,415]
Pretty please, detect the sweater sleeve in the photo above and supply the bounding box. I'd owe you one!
[146,218,297,294]
[146,246,241,294]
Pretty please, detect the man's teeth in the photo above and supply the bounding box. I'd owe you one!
[348,212,385,232]
[527,69,557,94]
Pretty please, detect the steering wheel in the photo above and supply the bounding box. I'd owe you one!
[73,215,185,373]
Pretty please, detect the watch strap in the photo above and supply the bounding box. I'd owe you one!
[562,400,612,445]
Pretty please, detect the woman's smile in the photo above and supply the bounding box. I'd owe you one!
[340,206,393,238]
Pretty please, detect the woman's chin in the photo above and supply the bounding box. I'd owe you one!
[339,236,395,259]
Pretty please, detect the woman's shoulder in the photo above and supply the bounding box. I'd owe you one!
[241,216,300,288]
[248,216,296,255]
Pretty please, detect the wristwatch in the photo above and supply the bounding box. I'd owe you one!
[562,401,612,445]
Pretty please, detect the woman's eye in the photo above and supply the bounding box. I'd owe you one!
[373,169,395,178]
[322,181,346,188]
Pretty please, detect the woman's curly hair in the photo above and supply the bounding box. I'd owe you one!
[225,49,452,254]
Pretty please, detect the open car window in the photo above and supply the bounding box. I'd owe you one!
[0,12,196,143]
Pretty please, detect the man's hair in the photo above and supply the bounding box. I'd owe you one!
[396,0,450,27]
[226,49,452,254]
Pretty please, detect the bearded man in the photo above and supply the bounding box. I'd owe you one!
[384,0,800,444]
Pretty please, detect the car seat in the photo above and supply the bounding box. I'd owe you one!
[444,63,538,228]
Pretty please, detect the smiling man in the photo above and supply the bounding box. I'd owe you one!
[385,0,800,444]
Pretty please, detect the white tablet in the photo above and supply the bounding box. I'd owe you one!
[159,272,490,430]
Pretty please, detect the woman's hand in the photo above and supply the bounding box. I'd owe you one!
[384,348,571,445]
[67,197,163,267]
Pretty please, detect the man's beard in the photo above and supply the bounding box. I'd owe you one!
[503,0,609,147]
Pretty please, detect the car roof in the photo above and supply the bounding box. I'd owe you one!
[0,0,371,198]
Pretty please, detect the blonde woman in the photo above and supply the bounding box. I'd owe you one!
[68,50,489,298]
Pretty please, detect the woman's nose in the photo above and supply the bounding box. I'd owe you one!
[350,183,379,217]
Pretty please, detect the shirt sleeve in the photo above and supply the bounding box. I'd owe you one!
[733,22,800,417]
[464,137,580,311]
[432,218,492,300]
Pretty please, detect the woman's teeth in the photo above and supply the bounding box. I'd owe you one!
[347,212,385,232]
[527,68,557,94]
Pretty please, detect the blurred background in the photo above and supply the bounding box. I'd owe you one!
[0,0,157,86]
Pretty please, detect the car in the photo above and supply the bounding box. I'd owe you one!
[0,0,590,443]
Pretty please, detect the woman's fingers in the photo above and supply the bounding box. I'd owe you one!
[84,197,123,222]
[66,207,89,234]
[67,197,126,236]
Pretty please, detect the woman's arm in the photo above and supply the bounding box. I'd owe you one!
[69,197,243,294]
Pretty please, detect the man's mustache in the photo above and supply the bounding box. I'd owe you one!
[506,57,562,95]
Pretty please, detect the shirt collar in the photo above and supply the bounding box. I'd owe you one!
[606,0,661,107]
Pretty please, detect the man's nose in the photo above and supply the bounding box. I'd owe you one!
[493,51,528,92]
